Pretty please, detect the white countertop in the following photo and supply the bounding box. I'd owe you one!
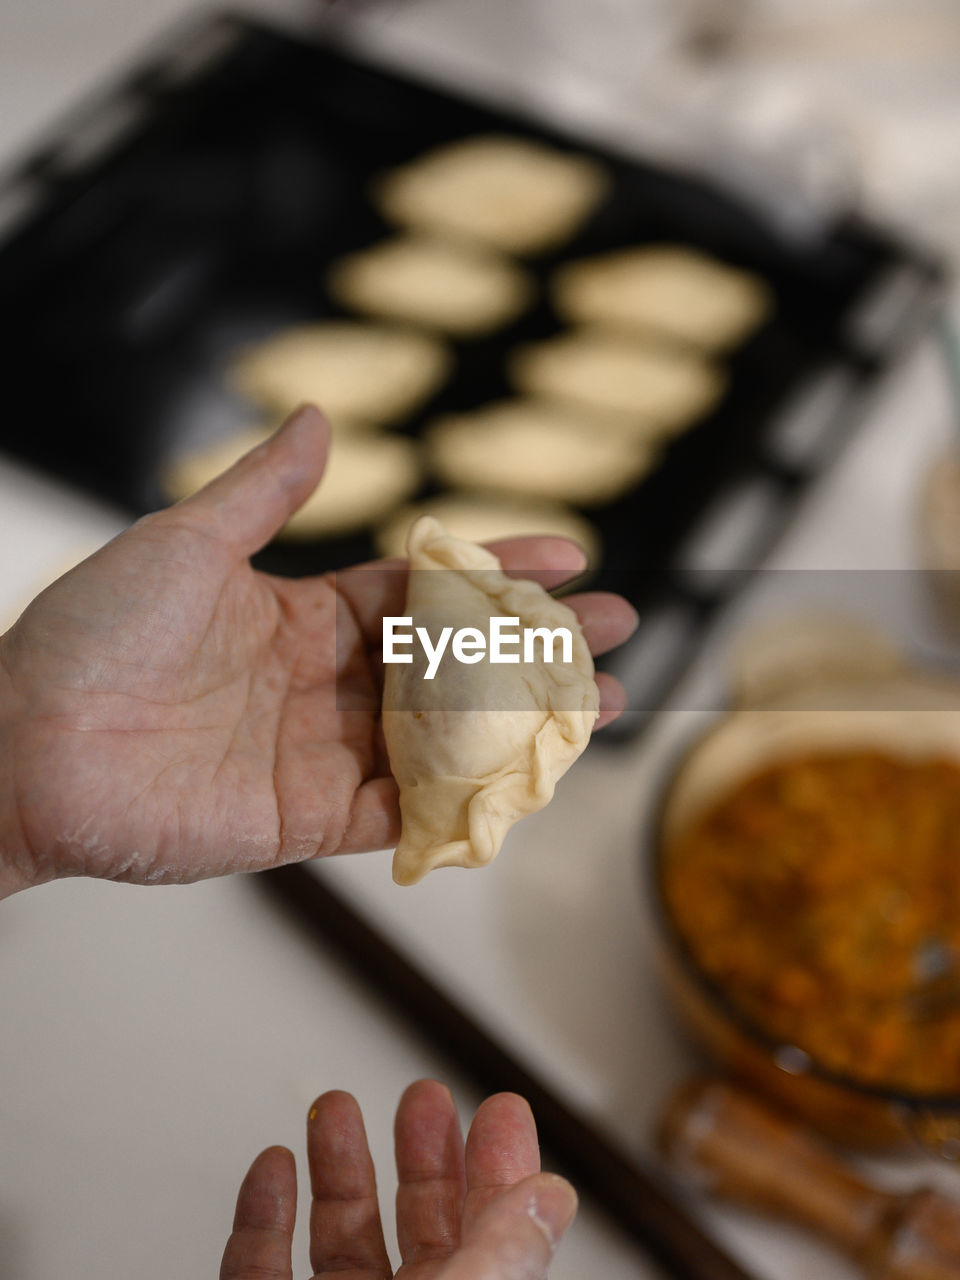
[1,4,958,1279]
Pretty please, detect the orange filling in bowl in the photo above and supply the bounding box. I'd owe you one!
[664,752,960,1095]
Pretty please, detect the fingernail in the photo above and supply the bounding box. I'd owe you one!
[527,1175,578,1250]
[278,403,321,434]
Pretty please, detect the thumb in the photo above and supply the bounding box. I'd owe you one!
[174,404,330,557]
[444,1173,578,1280]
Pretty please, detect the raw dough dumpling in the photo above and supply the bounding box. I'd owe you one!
[510,330,725,433]
[552,246,773,352]
[374,135,609,255]
[426,399,655,506]
[376,492,601,566]
[328,236,534,337]
[164,428,422,540]
[383,517,599,885]
[229,322,451,424]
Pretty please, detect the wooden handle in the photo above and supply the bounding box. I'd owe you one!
[659,1080,960,1280]
[658,1079,898,1260]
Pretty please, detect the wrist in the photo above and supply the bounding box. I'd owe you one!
[0,636,40,900]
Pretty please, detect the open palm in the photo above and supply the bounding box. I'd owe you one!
[221,1080,577,1280]
[0,407,633,894]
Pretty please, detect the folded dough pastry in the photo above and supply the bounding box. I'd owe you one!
[383,517,599,885]
[552,246,773,352]
[328,236,533,336]
[510,330,725,433]
[376,491,601,566]
[426,398,656,506]
[373,135,609,255]
[229,322,450,425]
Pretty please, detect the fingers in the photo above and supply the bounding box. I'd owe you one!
[220,1145,296,1280]
[307,1090,392,1280]
[564,591,637,731]
[462,1093,541,1229]
[594,671,628,731]
[495,537,589,592]
[174,404,330,558]
[564,591,638,657]
[332,548,636,739]
[335,775,401,856]
[394,1080,466,1273]
[442,1173,578,1280]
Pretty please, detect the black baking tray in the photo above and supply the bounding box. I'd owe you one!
[0,12,946,730]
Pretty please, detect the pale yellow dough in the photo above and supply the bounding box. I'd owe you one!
[376,492,601,566]
[510,331,725,433]
[383,517,599,885]
[373,135,609,255]
[426,399,655,506]
[552,245,773,351]
[229,323,450,424]
[164,428,422,540]
[328,236,534,337]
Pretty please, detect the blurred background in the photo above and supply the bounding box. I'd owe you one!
[2,2,960,1280]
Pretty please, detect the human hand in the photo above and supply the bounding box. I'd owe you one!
[221,1079,577,1280]
[0,405,637,897]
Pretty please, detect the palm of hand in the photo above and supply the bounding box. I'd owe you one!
[3,510,394,887]
[221,1081,576,1280]
[0,407,632,893]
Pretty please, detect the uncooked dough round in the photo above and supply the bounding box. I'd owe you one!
[426,399,655,506]
[229,322,451,425]
[328,236,534,337]
[164,428,422,540]
[376,491,601,565]
[510,330,725,433]
[552,246,772,351]
[373,135,609,256]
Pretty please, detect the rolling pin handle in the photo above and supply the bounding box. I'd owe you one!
[658,1079,899,1266]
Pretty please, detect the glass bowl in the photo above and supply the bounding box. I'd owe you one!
[648,670,960,1155]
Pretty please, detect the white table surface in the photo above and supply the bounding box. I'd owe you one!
[1,3,959,1278]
